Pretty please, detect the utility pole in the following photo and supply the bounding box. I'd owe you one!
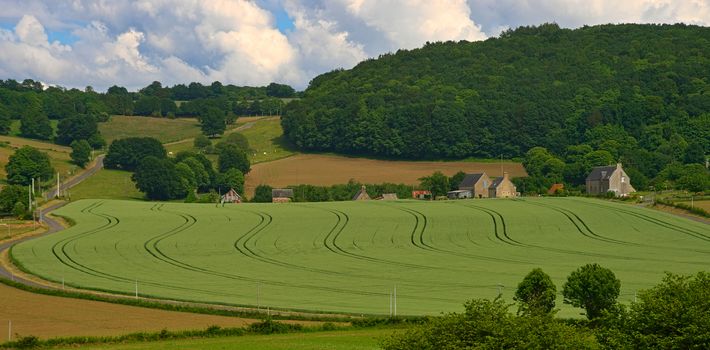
[393,285,397,317]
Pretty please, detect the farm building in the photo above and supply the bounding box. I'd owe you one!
[272,188,294,203]
[221,188,242,203]
[547,183,564,195]
[447,190,472,199]
[412,190,432,200]
[379,193,399,200]
[352,185,371,201]
[458,173,491,198]
[586,163,635,197]
[489,172,517,198]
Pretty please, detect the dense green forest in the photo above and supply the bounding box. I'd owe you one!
[282,23,709,190]
[0,80,295,129]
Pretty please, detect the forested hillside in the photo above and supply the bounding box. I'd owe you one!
[282,24,709,187]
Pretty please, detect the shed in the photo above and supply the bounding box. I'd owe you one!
[221,188,242,203]
[547,183,564,195]
[272,188,294,203]
[412,190,432,200]
[381,193,398,201]
[447,190,472,199]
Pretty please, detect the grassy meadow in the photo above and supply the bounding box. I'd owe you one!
[12,197,709,318]
[68,169,143,201]
[99,116,203,144]
[163,116,294,164]
[0,135,74,181]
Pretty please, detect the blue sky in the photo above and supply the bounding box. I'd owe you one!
[0,0,708,91]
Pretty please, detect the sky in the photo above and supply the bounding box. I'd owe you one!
[0,0,709,91]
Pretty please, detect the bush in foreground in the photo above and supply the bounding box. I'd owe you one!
[380,298,598,350]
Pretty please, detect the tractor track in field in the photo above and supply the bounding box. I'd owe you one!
[517,199,710,255]
[315,206,438,270]
[456,203,524,247]
[232,209,492,290]
[392,204,530,265]
[453,201,708,265]
[140,205,461,303]
[514,199,638,246]
[52,202,242,298]
[568,198,710,244]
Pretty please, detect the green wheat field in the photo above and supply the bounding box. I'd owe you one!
[13,198,710,317]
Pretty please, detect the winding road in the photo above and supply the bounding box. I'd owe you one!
[0,155,105,287]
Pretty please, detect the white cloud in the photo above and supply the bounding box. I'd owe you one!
[0,0,708,90]
[467,0,710,36]
[339,0,486,48]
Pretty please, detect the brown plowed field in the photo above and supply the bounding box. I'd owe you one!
[244,154,526,196]
[0,283,312,340]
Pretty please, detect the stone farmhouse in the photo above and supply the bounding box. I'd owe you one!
[457,173,492,198]
[586,163,635,197]
[488,172,517,198]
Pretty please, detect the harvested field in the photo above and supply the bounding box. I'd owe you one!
[0,283,259,340]
[244,154,525,196]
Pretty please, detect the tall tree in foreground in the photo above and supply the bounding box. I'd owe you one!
[563,263,621,320]
[515,268,557,315]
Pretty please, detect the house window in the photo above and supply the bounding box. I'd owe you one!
[621,176,625,183]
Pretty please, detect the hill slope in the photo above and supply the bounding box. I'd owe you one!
[282,24,709,165]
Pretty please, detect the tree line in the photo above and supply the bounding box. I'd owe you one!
[282,23,709,190]
[0,79,296,135]
[383,266,710,349]
[104,137,250,201]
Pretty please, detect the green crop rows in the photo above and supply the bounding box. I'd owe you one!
[12,198,710,317]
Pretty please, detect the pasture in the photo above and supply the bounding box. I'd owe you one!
[244,154,525,197]
[69,169,143,201]
[0,135,74,180]
[12,197,709,317]
[99,116,203,144]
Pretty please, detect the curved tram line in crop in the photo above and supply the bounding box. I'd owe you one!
[13,197,710,315]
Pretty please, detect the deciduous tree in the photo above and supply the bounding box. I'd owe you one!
[70,139,92,168]
[515,268,557,315]
[563,263,621,320]
[5,146,54,185]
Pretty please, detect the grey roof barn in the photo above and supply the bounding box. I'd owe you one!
[585,163,635,197]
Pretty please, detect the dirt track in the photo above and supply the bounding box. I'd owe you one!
[245,154,526,196]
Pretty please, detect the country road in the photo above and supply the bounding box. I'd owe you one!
[45,155,105,200]
[1,154,105,287]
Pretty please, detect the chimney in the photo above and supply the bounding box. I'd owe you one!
[503,172,509,180]
[616,162,622,170]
